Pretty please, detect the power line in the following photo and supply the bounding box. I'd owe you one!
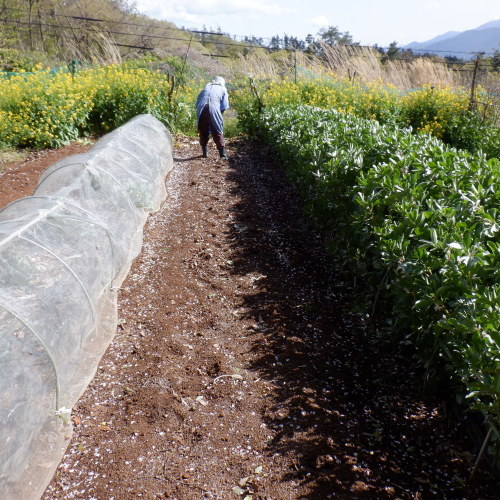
[0,18,155,52]
[1,6,226,37]
[2,16,493,72]
[114,42,153,50]
[0,7,497,62]
[203,54,231,58]
[0,17,246,49]
[3,5,497,57]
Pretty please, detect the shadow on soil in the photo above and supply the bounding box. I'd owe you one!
[223,138,498,499]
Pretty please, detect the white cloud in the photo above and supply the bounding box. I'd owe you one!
[308,16,330,29]
[134,0,294,27]
[131,0,301,39]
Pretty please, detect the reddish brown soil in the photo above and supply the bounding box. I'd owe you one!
[1,138,498,499]
[0,142,93,204]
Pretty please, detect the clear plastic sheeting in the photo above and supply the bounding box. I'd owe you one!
[0,114,173,499]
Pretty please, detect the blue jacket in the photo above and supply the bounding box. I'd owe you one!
[196,81,229,134]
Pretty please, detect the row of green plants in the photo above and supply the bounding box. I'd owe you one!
[242,103,499,459]
[233,78,499,159]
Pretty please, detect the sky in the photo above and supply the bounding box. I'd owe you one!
[131,0,499,48]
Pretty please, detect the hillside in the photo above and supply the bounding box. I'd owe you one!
[0,0,246,69]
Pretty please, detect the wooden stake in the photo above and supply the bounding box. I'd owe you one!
[468,54,482,111]
[469,425,493,480]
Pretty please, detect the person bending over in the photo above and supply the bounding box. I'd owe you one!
[196,76,230,159]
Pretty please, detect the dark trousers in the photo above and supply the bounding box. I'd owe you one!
[198,104,225,149]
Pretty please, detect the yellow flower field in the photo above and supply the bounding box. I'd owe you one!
[0,65,192,148]
[0,64,496,157]
[233,75,497,157]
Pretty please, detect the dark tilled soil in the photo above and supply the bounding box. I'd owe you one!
[1,137,498,499]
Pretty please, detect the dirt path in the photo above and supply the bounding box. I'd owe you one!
[1,137,498,499]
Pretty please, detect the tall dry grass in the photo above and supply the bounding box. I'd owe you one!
[225,49,287,79]
[61,29,122,66]
[316,44,463,88]
[226,43,500,94]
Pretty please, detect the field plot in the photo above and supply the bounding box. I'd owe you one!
[1,137,497,499]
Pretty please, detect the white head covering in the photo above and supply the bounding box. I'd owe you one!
[211,76,226,86]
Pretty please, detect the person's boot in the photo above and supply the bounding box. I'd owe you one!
[219,148,228,159]
[201,145,208,158]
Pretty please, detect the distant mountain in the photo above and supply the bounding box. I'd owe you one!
[407,31,460,50]
[404,20,500,59]
[476,20,500,30]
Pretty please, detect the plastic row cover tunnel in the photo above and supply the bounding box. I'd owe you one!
[0,114,173,499]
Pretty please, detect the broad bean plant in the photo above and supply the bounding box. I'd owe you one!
[255,104,499,456]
